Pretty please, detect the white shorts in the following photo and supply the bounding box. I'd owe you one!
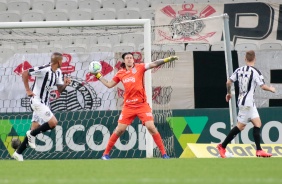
[31,113,45,125]
[237,105,259,124]
[30,98,53,122]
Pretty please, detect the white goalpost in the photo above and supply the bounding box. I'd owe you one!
[0,19,169,159]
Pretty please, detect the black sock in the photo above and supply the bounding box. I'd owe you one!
[30,123,52,136]
[222,126,241,148]
[16,136,28,154]
[253,126,262,150]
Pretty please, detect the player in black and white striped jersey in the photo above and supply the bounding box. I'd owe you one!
[217,50,275,158]
[12,52,71,161]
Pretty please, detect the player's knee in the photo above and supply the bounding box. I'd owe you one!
[115,129,125,136]
[48,119,58,129]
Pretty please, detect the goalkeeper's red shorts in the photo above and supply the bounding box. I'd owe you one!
[118,102,154,125]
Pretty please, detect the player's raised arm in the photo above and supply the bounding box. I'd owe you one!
[57,77,71,93]
[96,74,118,89]
[146,56,178,70]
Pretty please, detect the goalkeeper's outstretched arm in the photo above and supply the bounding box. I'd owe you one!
[94,73,117,88]
[146,56,178,70]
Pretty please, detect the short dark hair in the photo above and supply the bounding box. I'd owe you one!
[245,50,255,62]
[120,52,133,68]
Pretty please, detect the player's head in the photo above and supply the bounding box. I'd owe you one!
[245,50,255,62]
[121,52,134,68]
[51,52,63,68]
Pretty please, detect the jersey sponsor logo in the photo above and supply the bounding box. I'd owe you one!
[125,99,138,103]
[123,77,135,83]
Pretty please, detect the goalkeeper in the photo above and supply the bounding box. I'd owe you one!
[94,52,178,160]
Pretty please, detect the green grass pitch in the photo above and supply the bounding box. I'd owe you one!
[1,158,281,184]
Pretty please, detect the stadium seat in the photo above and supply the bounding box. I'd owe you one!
[121,33,144,48]
[21,10,45,22]
[138,43,161,51]
[56,0,78,13]
[63,44,87,53]
[0,47,15,63]
[211,41,234,51]
[0,0,7,12]
[174,0,195,4]
[235,42,259,51]
[78,0,101,12]
[150,0,173,8]
[7,0,31,14]
[0,11,20,22]
[113,43,135,52]
[98,35,120,45]
[69,9,92,20]
[126,0,150,11]
[90,43,112,52]
[102,0,125,11]
[17,45,38,54]
[195,0,220,3]
[45,9,69,21]
[141,8,155,21]
[32,0,55,13]
[259,42,282,50]
[93,8,116,20]
[161,44,185,52]
[39,44,63,53]
[117,8,140,19]
[186,43,210,51]
[35,28,59,35]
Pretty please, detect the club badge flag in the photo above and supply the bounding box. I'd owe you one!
[155,4,224,44]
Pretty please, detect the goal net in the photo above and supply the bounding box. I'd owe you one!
[0,20,176,159]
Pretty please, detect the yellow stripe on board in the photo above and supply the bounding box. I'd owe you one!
[180,143,282,158]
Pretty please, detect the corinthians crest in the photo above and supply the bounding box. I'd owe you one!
[156,4,219,43]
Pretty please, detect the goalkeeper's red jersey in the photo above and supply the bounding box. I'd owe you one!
[112,63,147,106]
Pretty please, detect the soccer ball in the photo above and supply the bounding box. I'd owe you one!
[89,61,102,74]
[11,138,21,150]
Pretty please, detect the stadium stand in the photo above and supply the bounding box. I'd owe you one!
[234,42,259,51]
[55,0,78,13]
[186,43,210,51]
[161,44,185,52]
[21,10,45,22]
[117,8,140,19]
[126,0,150,11]
[102,0,126,11]
[78,0,101,12]
[150,0,174,8]
[63,44,87,53]
[90,43,112,52]
[259,42,282,50]
[45,9,69,21]
[7,0,31,14]
[113,43,135,52]
[121,33,144,48]
[98,35,121,45]
[211,41,235,51]
[0,0,7,12]
[0,10,20,22]
[93,8,116,20]
[69,9,92,20]
[32,0,55,13]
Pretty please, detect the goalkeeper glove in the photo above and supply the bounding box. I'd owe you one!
[95,72,102,79]
[164,56,179,63]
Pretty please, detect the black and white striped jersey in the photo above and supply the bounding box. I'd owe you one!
[28,64,64,105]
[230,66,265,107]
